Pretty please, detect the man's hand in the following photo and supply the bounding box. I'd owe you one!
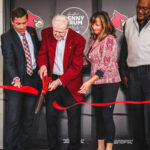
[48,79,61,91]
[123,76,128,88]
[38,65,47,79]
[13,78,22,88]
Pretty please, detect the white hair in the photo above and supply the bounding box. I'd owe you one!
[52,14,69,28]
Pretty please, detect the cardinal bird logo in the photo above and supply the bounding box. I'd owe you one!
[111,10,128,32]
[27,10,44,28]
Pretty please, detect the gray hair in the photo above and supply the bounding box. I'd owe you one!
[52,14,69,28]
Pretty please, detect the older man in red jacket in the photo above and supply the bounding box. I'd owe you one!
[38,14,86,150]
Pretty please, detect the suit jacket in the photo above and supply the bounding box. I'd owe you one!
[37,27,86,101]
[1,27,40,88]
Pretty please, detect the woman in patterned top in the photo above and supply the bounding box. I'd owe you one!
[79,11,121,150]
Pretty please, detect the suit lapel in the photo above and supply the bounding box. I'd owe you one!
[63,29,73,71]
[27,28,38,59]
[47,32,57,74]
[10,28,24,53]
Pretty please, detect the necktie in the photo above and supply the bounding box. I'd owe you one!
[22,34,33,76]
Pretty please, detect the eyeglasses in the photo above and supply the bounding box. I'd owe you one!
[136,6,150,11]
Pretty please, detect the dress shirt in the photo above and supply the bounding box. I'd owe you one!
[16,30,36,70]
[53,31,68,75]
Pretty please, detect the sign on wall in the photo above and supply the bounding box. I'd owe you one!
[61,7,89,35]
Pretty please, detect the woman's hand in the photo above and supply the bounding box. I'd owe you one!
[78,80,92,94]
[78,75,99,94]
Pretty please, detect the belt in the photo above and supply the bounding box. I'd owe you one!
[33,68,38,74]
[26,68,37,77]
[52,74,61,80]
[129,65,150,72]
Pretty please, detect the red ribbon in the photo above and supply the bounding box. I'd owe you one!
[1,79,149,110]
[0,85,38,95]
[0,75,52,96]
[53,100,150,110]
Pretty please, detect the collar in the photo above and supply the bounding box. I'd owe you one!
[137,16,150,25]
[13,28,28,37]
[62,29,68,41]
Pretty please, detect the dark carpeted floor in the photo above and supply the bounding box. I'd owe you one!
[29,143,138,150]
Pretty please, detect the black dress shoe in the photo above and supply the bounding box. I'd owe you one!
[134,143,149,150]
[67,143,81,150]
[49,147,61,150]
[49,144,62,150]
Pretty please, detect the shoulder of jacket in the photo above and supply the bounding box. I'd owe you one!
[42,27,52,33]
[27,26,34,30]
[1,29,12,40]
[106,34,115,39]
[69,28,85,41]
[126,16,135,24]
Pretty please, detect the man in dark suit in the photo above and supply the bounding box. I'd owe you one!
[1,7,40,150]
[38,15,85,150]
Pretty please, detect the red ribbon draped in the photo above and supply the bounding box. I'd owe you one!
[53,100,150,110]
[39,77,150,110]
[2,76,148,110]
[0,85,38,95]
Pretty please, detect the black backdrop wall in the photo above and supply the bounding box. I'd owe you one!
[3,0,140,147]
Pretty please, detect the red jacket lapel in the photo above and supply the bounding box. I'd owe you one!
[63,29,74,72]
[47,28,57,75]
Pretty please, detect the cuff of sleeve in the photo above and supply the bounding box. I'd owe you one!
[11,77,20,85]
[95,70,104,78]
[58,79,62,86]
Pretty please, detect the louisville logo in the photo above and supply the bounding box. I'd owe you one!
[111,10,128,32]
[27,10,44,28]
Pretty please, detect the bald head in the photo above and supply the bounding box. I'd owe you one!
[137,0,150,24]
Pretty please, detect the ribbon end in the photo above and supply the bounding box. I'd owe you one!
[53,101,67,110]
